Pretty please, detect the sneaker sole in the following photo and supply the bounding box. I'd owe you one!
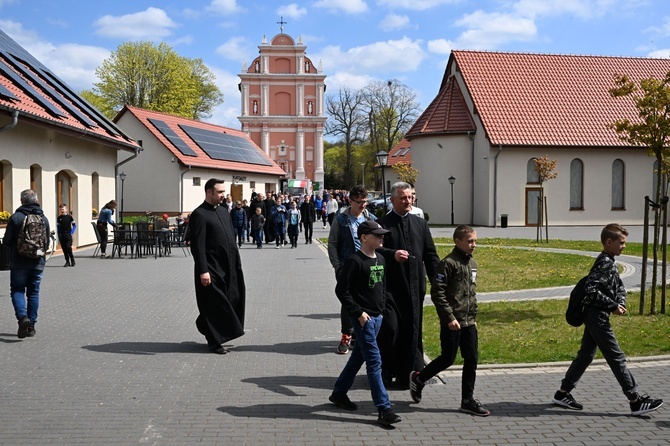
[552,397,583,410]
[409,371,422,403]
[631,401,663,416]
[377,416,401,426]
[459,407,490,417]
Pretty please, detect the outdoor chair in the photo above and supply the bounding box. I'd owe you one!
[112,223,135,258]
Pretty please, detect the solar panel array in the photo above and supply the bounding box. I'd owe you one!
[179,124,272,166]
[148,118,198,157]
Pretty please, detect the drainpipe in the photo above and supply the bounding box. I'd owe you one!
[0,110,19,134]
[180,165,192,214]
[469,131,475,224]
[114,140,143,206]
[493,144,503,227]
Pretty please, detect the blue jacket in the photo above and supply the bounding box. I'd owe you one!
[326,207,375,274]
[230,207,248,228]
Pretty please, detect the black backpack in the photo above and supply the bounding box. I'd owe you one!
[566,276,589,327]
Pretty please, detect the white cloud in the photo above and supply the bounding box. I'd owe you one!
[206,0,245,15]
[376,0,460,11]
[313,37,425,76]
[277,3,307,19]
[313,0,368,14]
[215,37,252,62]
[205,67,244,128]
[512,0,616,19]
[94,7,178,40]
[647,49,670,58]
[454,10,537,49]
[325,71,377,93]
[379,13,410,31]
[427,38,454,54]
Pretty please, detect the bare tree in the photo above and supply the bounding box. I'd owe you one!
[364,79,421,154]
[325,87,368,188]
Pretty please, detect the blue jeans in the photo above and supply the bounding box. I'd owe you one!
[255,229,263,247]
[233,225,244,245]
[333,314,390,410]
[10,268,43,325]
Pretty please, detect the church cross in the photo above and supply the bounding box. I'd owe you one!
[277,16,287,33]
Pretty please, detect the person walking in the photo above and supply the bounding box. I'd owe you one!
[300,194,316,244]
[189,178,246,354]
[95,200,117,258]
[551,223,663,416]
[326,196,339,226]
[230,201,248,248]
[270,200,287,248]
[250,207,265,249]
[376,181,439,389]
[327,185,376,354]
[328,220,401,427]
[287,201,301,248]
[56,203,76,267]
[2,189,50,338]
[409,225,490,416]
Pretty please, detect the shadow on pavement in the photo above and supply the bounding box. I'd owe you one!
[480,401,624,418]
[234,340,335,356]
[241,375,367,396]
[82,341,205,355]
[0,333,22,343]
[286,313,339,320]
[217,402,383,427]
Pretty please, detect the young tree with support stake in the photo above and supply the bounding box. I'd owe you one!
[610,72,670,315]
[534,155,558,243]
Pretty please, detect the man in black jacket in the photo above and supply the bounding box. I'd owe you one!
[2,189,50,339]
[300,194,316,244]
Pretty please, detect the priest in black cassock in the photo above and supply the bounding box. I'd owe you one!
[190,178,246,354]
[377,182,439,388]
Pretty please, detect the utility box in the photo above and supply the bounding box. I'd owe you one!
[500,214,508,228]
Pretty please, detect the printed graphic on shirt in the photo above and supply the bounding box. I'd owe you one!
[435,273,446,283]
[369,264,384,288]
[471,267,477,284]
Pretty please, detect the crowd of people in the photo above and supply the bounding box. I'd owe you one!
[2,180,663,429]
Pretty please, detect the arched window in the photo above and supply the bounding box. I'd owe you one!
[570,159,584,210]
[526,158,540,184]
[612,159,625,210]
[92,172,99,217]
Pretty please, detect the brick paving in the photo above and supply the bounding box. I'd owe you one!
[0,225,667,445]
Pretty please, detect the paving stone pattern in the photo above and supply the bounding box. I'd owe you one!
[0,225,667,445]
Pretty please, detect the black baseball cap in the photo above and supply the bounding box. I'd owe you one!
[357,220,390,237]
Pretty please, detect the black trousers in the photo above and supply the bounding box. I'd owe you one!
[58,233,74,264]
[419,324,479,401]
[303,221,313,241]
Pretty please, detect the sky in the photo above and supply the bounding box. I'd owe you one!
[1,0,670,130]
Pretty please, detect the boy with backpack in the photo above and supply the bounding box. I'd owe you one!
[552,223,663,416]
[2,189,50,338]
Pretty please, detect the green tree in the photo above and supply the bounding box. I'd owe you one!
[80,89,116,119]
[610,72,670,314]
[92,41,222,120]
[392,161,419,186]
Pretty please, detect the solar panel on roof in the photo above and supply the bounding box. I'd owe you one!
[179,124,272,166]
[0,83,17,100]
[148,118,198,157]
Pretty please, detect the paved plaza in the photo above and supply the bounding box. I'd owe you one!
[1,225,668,445]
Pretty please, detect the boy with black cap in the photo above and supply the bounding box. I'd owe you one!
[328,220,401,427]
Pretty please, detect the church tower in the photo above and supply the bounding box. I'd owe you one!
[238,28,326,191]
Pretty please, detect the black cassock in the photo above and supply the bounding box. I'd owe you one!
[377,211,439,388]
[190,201,246,346]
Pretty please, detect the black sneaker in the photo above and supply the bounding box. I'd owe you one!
[27,325,36,337]
[552,391,583,410]
[630,395,663,416]
[337,334,351,354]
[377,407,401,426]
[329,392,358,411]
[17,316,30,339]
[460,399,491,417]
[409,371,424,403]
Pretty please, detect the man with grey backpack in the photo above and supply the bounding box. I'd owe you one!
[2,189,49,339]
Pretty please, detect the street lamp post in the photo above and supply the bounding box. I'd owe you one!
[119,171,126,223]
[376,151,389,210]
[448,176,455,225]
[361,163,366,188]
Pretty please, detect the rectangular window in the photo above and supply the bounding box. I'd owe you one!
[193,177,201,187]
[250,181,256,189]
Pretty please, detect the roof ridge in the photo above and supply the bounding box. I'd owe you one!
[452,49,670,61]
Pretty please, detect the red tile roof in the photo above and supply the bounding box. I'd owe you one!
[409,50,670,147]
[0,29,138,151]
[407,75,475,138]
[387,139,412,166]
[121,106,286,176]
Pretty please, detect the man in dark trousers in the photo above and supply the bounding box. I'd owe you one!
[300,194,316,244]
[377,181,439,389]
[189,178,246,354]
